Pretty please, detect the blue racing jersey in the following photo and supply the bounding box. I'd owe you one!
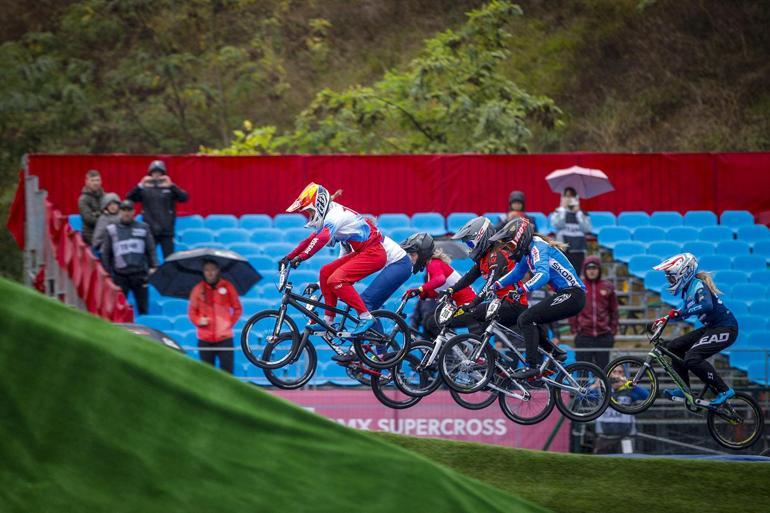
[678,278,738,329]
[498,236,585,293]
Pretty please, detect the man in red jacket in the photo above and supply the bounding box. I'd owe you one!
[188,260,243,374]
[569,255,618,369]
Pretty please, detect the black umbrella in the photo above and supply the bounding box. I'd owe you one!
[435,239,470,260]
[116,324,185,353]
[149,248,261,298]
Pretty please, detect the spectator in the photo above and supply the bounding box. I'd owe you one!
[91,192,121,253]
[78,169,104,245]
[594,364,648,454]
[127,160,188,258]
[101,200,158,315]
[188,260,242,374]
[495,190,538,232]
[550,186,592,271]
[569,256,618,369]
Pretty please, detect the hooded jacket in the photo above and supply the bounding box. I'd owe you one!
[188,278,243,342]
[78,186,104,244]
[126,181,188,236]
[569,255,618,337]
[92,193,121,250]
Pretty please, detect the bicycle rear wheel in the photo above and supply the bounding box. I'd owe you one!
[450,388,498,410]
[497,378,556,425]
[353,310,410,369]
[240,310,300,369]
[707,391,764,450]
[604,356,658,414]
[438,334,495,393]
[394,341,442,398]
[262,336,317,390]
[552,362,610,422]
[371,366,422,410]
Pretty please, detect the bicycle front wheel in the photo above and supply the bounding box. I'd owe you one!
[371,367,422,410]
[353,310,410,369]
[450,388,498,410]
[707,391,764,450]
[497,378,556,425]
[604,356,658,415]
[240,310,301,369]
[438,334,495,393]
[262,336,317,390]
[552,362,610,422]
[394,340,442,398]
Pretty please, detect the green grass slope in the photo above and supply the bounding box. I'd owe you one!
[0,277,548,513]
[381,434,770,513]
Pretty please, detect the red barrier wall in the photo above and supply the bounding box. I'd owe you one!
[26,152,770,217]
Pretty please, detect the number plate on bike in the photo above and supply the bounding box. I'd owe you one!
[438,303,457,324]
[486,298,501,320]
[278,266,289,291]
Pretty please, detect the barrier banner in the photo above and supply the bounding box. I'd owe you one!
[271,388,569,451]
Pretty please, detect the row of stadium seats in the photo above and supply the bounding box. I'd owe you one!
[600,225,770,246]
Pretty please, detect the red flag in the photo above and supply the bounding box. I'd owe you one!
[7,171,25,249]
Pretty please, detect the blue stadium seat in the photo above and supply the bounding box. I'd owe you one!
[528,212,549,233]
[649,211,683,228]
[250,229,285,245]
[684,210,718,227]
[176,215,204,232]
[731,285,767,304]
[612,241,647,262]
[239,214,272,230]
[451,258,475,275]
[713,270,749,291]
[749,300,770,317]
[746,331,770,349]
[68,214,83,231]
[728,345,761,371]
[187,241,226,250]
[378,214,411,231]
[137,315,174,332]
[447,213,477,233]
[646,241,682,259]
[261,243,294,258]
[598,226,632,247]
[737,224,770,244]
[617,212,650,229]
[633,226,667,243]
[749,269,770,285]
[715,240,751,256]
[273,214,306,230]
[698,226,734,243]
[588,211,616,231]
[728,301,749,317]
[162,299,189,318]
[388,228,416,244]
[180,229,215,245]
[644,271,667,290]
[205,214,238,230]
[173,316,195,332]
[249,255,274,272]
[753,240,770,262]
[747,360,770,385]
[628,255,659,277]
[681,241,715,256]
[666,227,700,243]
[733,254,767,272]
[228,243,261,257]
[738,315,766,333]
[698,254,732,272]
[217,228,251,245]
[720,210,755,229]
[284,228,311,244]
[412,213,446,235]
[302,254,336,271]
[291,270,319,287]
[483,212,505,225]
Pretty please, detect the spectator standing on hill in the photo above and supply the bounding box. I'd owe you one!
[101,200,157,315]
[569,256,618,369]
[78,169,104,245]
[550,186,592,271]
[91,192,121,254]
[127,160,188,258]
[495,190,538,232]
[188,260,242,374]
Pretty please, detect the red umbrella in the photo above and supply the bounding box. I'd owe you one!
[545,165,614,199]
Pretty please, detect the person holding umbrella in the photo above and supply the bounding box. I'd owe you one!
[188,259,243,374]
[549,187,593,272]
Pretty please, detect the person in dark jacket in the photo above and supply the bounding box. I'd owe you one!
[91,192,121,253]
[127,160,188,258]
[569,255,618,369]
[495,190,538,232]
[550,187,592,272]
[101,200,158,315]
[78,169,104,245]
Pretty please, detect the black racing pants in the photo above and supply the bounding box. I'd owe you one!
[423,300,526,340]
[518,287,586,366]
[575,332,615,370]
[666,326,737,393]
[113,272,149,315]
[198,338,234,374]
[155,234,175,258]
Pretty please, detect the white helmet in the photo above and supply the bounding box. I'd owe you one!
[653,253,698,295]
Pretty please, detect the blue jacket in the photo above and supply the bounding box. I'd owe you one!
[498,237,585,293]
[678,278,738,329]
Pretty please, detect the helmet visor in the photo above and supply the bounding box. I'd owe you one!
[666,273,677,286]
[464,240,476,250]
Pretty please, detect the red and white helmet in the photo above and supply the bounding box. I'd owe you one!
[286,182,331,231]
[653,252,698,295]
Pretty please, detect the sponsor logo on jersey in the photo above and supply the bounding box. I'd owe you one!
[531,245,540,264]
[693,332,730,348]
[550,259,579,287]
[551,293,571,306]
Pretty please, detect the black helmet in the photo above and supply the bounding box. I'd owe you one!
[508,190,526,209]
[400,232,434,274]
[451,216,494,262]
[147,160,167,175]
[490,217,534,262]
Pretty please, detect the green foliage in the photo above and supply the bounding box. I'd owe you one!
[216,1,563,154]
